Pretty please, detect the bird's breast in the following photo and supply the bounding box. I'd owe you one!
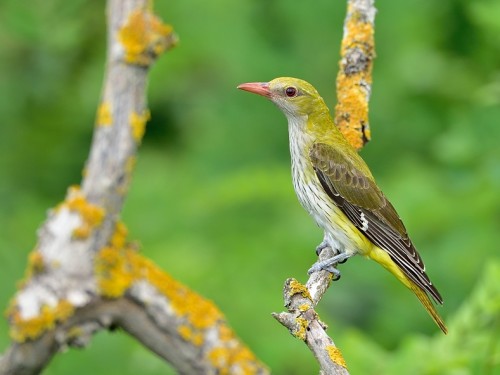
[288,128,371,256]
[289,129,333,224]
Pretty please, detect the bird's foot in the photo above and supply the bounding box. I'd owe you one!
[315,239,329,256]
[315,239,346,263]
[308,253,351,280]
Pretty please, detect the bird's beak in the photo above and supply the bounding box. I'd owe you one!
[237,82,271,97]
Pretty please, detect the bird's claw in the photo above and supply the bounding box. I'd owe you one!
[308,262,341,280]
[325,266,341,281]
[308,253,351,280]
[315,239,329,256]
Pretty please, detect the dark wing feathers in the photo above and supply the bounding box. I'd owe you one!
[310,143,443,304]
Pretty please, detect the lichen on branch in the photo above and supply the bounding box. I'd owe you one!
[95,221,268,373]
[0,1,268,374]
[274,244,350,374]
[335,0,376,151]
[118,9,177,66]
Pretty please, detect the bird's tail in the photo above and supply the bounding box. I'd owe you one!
[368,247,447,333]
[409,281,448,334]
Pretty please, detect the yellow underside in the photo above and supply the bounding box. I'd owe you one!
[324,203,373,256]
[367,246,412,289]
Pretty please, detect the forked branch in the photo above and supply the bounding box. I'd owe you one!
[0,1,267,374]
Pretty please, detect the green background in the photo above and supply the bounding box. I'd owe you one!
[1,0,499,374]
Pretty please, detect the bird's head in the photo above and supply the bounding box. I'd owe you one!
[238,77,326,120]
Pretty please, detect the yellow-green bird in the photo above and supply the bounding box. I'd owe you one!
[238,77,447,334]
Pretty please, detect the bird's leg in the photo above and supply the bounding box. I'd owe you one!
[308,252,352,280]
[315,233,344,256]
[312,234,351,279]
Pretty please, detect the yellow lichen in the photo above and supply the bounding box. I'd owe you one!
[95,246,133,298]
[335,5,375,151]
[343,15,374,56]
[9,300,74,342]
[118,9,177,66]
[218,324,234,342]
[178,324,193,341]
[95,243,223,337]
[211,325,265,372]
[96,102,113,126]
[66,188,105,226]
[326,345,348,369]
[208,348,232,374]
[294,316,308,341]
[72,226,90,239]
[94,221,131,297]
[192,332,204,346]
[233,346,262,373]
[27,250,45,275]
[335,74,370,150]
[94,222,223,330]
[94,221,265,372]
[298,303,310,312]
[129,110,150,143]
[177,325,204,346]
[287,279,311,300]
[208,344,264,375]
[61,186,105,239]
[110,220,128,249]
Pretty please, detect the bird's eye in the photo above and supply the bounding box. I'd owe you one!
[285,86,297,97]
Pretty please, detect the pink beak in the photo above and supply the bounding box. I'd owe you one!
[237,82,271,97]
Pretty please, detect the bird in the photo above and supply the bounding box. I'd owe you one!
[237,77,447,333]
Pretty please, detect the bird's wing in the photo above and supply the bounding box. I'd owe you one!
[310,142,442,304]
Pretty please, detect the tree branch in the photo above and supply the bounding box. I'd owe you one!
[273,248,349,375]
[0,1,268,374]
[336,0,376,150]
[1,294,267,375]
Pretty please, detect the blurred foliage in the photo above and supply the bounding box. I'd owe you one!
[344,261,500,375]
[0,0,499,374]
